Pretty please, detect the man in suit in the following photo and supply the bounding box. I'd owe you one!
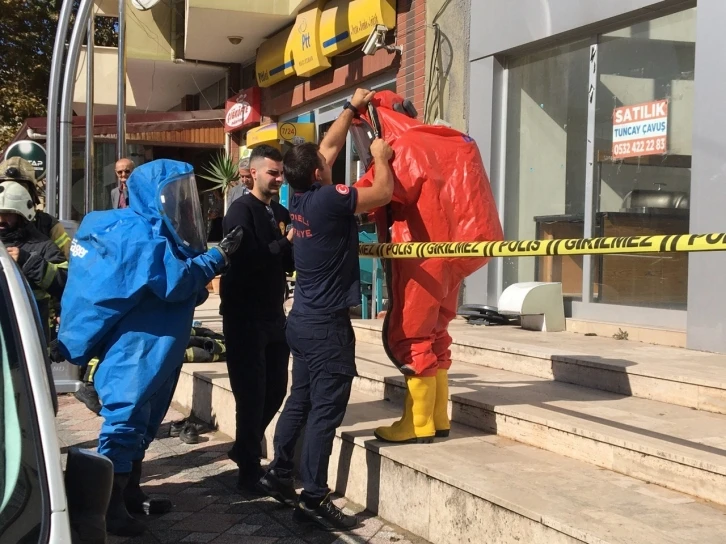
[111,158,134,209]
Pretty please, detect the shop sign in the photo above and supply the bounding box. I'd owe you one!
[246,123,280,148]
[246,122,316,149]
[320,0,396,57]
[290,3,330,79]
[612,99,668,159]
[279,122,315,145]
[4,140,47,180]
[224,87,261,133]
[256,0,397,88]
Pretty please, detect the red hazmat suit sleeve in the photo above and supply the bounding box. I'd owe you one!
[353,91,503,377]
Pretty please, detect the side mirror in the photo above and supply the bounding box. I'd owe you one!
[65,447,113,543]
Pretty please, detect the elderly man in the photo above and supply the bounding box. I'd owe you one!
[111,158,134,209]
[226,159,254,212]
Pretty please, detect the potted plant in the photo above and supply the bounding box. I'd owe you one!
[198,151,239,295]
[198,150,240,210]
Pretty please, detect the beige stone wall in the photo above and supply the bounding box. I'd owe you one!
[424,0,471,132]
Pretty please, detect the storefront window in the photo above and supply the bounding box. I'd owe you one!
[503,41,590,298]
[592,9,695,309]
[501,7,696,315]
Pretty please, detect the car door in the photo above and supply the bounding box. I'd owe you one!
[0,244,71,543]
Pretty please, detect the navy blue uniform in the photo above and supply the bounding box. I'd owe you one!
[221,193,293,483]
[270,182,360,505]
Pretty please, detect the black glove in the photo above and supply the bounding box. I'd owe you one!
[218,226,244,258]
[48,339,64,363]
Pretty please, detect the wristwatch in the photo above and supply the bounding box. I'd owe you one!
[342,100,361,118]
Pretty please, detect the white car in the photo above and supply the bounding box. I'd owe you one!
[0,241,112,543]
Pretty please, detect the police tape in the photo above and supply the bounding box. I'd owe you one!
[359,233,726,259]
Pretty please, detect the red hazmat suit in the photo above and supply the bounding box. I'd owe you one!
[352,91,503,443]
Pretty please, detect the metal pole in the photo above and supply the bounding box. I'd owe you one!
[117,0,127,160]
[85,12,95,215]
[59,0,94,220]
[46,0,74,216]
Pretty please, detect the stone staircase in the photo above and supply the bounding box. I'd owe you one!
[175,305,726,543]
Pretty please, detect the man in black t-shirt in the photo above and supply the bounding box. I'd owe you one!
[258,89,394,531]
[220,145,295,492]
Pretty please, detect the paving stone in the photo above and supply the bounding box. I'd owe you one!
[180,532,219,542]
[57,388,420,544]
[225,523,262,535]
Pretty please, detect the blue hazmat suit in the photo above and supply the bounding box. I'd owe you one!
[57,159,226,473]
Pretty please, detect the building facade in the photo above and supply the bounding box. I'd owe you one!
[36,0,434,216]
[464,0,726,352]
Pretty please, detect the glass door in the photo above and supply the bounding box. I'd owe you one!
[589,9,696,310]
[498,6,697,326]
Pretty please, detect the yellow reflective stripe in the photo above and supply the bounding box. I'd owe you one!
[87,358,99,382]
[32,290,50,301]
[55,232,71,248]
[40,260,67,290]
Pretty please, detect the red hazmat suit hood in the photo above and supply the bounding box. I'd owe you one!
[352,90,504,377]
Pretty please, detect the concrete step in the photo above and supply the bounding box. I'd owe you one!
[353,342,726,506]
[352,319,726,415]
[172,362,726,544]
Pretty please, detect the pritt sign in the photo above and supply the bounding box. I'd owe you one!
[224,87,261,133]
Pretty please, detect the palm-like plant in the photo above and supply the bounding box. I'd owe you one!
[197,151,240,195]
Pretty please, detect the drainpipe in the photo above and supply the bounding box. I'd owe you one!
[117,0,127,160]
[59,0,94,221]
[46,0,74,216]
[85,11,95,215]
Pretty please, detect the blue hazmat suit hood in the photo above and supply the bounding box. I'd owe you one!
[127,159,207,258]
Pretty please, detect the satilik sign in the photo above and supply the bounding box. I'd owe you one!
[612,99,668,159]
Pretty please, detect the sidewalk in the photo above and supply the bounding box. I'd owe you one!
[56,395,425,544]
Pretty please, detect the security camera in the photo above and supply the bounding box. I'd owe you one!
[362,26,384,55]
[227,36,244,45]
[362,24,402,56]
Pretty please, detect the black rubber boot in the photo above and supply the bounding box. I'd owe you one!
[74,383,102,415]
[124,460,173,516]
[106,473,146,536]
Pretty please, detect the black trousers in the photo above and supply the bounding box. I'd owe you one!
[269,310,356,505]
[223,314,290,478]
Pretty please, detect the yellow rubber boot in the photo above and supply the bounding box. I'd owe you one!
[433,369,450,437]
[374,376,436,443]
[388,389,412,433]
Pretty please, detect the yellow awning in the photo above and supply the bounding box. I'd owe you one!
[320,0,396,57]
[289,1,330,78]
[246,122,316,149]
[256,29,295,88]
[256,0,397,87]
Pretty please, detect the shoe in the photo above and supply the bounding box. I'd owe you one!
[169,419,187,438]
[374,376,436,443]
[106,473,146,536]
[74,383,102,415]
[292,495,358,531]
[433,368,450,438]
[258,469,298,507]
[124,460,173,516]
[237,466,265,495]
[227,446,239,465]
[179,422,200,444]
